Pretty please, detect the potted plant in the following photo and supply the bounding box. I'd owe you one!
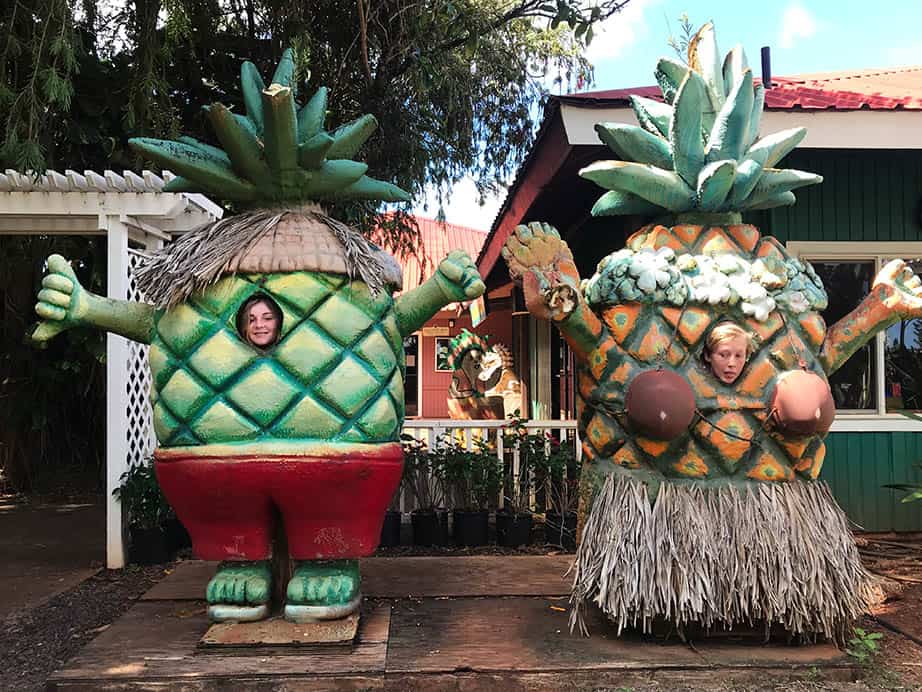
[379,488,402,548]
[496,414,537,547]
[443,437,501,547]
[113,458,171,564]
[401,435,448,546]
[540,433,580,550]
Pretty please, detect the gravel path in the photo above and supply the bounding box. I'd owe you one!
[0,564,167,692]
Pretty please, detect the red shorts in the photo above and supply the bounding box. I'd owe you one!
[154,442,402,561]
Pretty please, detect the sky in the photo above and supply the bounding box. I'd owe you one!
[417,0,922,231]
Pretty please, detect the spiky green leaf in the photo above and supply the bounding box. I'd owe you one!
[707,69,753,162]
[129,137,258,201]
[748,127,807,168]
[655,57,688,104]
[747,83,765,148]
[580,160,694,211]
[327,175,412,202]
[270,48,297,96]
[233,113,260,142]
[208,103,270,183]
[240,61,266,134]
[751,168,822,201]
[594,122,672,169]
[162,175,198,193]
[697,159,736,211]
[629,95,672,137]
[327,114,378,159]
[742,190,796,210]
[297,132,335,169]
[261,85,298,174]
[688,22,725,106]
[590,189,662,216]
[298,159,368,196]
[724,157,764,209]
[670,72,707,187]
[297,86,328,142]
[177,136,231,166]
[721,45,748,100]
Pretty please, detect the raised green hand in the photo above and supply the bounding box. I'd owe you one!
[432,250,486,303]
[31,254,156,346]
[32,255,91,343]
[394,250,485,337]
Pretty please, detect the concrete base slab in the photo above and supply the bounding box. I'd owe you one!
[201,613,360,647]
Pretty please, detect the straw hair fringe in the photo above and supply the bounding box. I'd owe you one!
[136,207,396,308]
[569,474,878,643]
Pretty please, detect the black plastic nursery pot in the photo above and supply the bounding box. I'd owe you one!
[379,510,402,547]
[496,510,533,547]
[162,517,192,555]
[128,525,171,565]
[452,509,490,547]
[545,511,578,550]
[411,509,448,546]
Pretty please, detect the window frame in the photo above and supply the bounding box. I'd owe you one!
[787,241,922,432]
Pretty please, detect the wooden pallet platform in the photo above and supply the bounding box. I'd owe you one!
[48,556,857,690]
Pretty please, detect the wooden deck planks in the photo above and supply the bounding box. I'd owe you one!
[48,601,390,686]
[143,555,574,601]
[52,555,856,690]
[386,596,708,674]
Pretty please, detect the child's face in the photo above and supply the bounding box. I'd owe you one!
[708,335,748,384]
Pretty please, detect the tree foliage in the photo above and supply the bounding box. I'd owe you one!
[2,0,630,204]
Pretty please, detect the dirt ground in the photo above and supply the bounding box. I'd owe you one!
[1,531,921,691]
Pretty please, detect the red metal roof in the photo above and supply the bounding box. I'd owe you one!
[383,216,488,294]
[558,66,922,111]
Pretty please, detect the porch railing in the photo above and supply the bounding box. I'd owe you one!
[398,418,580,515]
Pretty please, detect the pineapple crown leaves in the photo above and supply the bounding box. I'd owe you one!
[128,49,411,206]
[579,22,822,217]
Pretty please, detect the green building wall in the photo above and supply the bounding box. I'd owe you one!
[754,148,922,531]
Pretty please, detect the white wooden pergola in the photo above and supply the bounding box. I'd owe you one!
[0,169,221,567]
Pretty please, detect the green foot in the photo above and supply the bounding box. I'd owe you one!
[206,560,272,622]
[285,559,361,622]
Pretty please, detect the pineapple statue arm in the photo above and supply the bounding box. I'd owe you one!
[32,254,155,345]
[820,259,922,374]
[502,222,605,361]
[394,250,486,336]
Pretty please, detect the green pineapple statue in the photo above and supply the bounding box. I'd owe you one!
[33,49,484,623]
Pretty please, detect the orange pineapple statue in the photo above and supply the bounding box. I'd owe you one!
[502,24,919,641]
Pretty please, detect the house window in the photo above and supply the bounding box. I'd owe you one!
[787,242,922,431]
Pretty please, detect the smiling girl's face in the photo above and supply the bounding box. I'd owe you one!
[245,300,279,347]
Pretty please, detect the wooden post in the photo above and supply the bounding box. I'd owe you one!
[105,213,130,569]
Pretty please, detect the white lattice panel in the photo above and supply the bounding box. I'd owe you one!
[127,249,155,466]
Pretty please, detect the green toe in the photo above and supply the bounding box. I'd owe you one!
[286,559,359,607]
[206,560,272,606]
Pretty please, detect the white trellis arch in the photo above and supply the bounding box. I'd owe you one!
[0,169,221,567]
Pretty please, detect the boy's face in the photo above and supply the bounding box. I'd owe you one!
[708,335,748,384]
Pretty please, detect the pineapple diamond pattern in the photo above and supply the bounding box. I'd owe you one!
[191,276,253,316]
[156,303,216,354]
[311,296,375,346]
[149,270,404,447]
[315,355,381,418]
[263,273,341,313]
[191,400,261,441]
[273,397,345,439]
[160,369,212,421]
[187,330,257,388]
[274,322,340,383]
[225,362,301,426]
